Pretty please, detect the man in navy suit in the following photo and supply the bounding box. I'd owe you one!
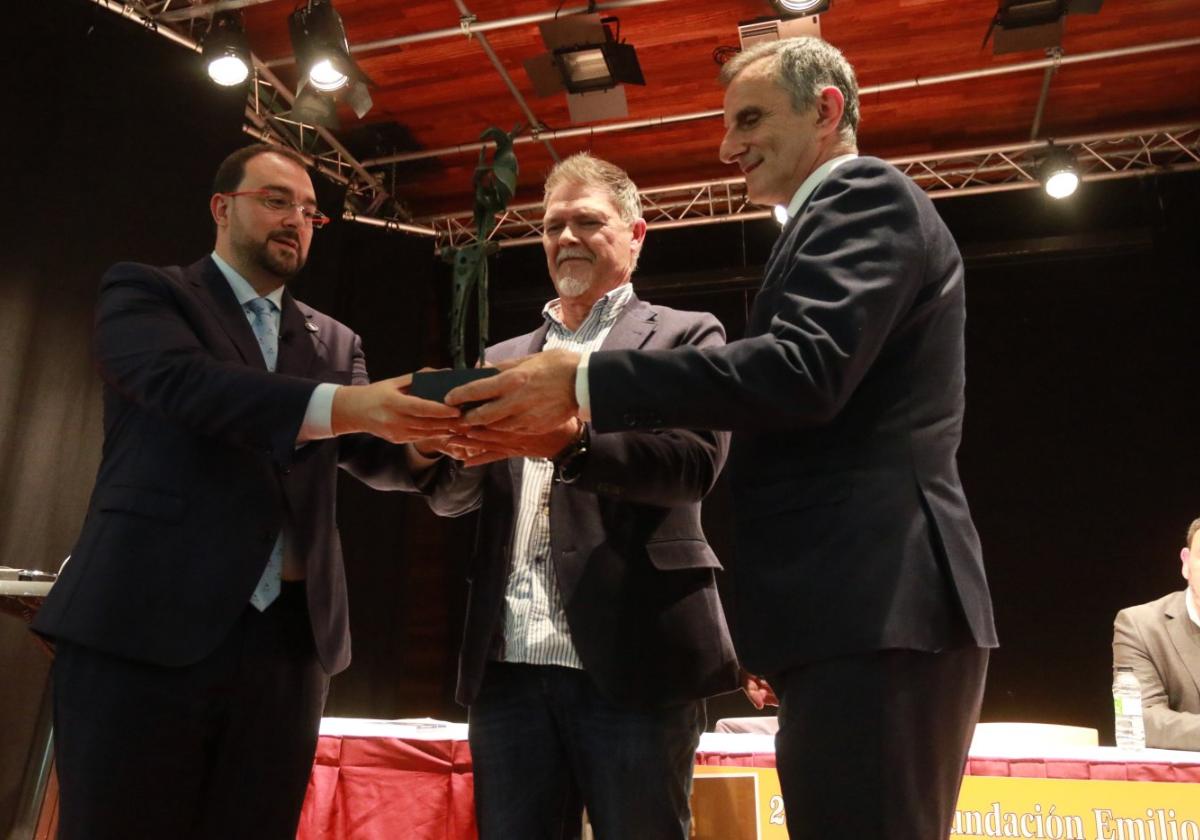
[33,144,459,840]
[407,154,738,840]
[445,38,997,840]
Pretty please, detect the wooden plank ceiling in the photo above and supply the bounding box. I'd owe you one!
[235,0,1200,217]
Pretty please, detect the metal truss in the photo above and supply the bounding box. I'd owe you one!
[85,0,437,237]
[79,2,1200,247]
[423,123,1200,250]
[894,124,1200,198]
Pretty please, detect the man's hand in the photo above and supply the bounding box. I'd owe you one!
[444,349,582,434]
[447,418,582,467]
[740,669,779,710]
[331,376,460,444]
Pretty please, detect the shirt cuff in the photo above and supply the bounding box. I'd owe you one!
[298,383,339,442]
[575,351,592,422]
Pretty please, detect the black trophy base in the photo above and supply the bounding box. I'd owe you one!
[410,367,499,410]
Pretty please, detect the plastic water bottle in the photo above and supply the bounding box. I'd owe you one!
[1113,666,1146,750]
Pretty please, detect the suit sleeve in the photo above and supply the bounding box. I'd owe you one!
[94,262,317,465]
[589,163,928,433]
[1113,608,1200,749]
[570,312,729,506]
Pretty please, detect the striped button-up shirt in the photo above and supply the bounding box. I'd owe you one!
[498,282,634,669]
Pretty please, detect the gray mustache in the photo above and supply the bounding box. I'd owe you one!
[557,248,594,265]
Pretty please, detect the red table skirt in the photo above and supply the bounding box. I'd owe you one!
[297,724,1200,840]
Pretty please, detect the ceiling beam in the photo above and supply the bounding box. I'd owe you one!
[363,35,1200,168]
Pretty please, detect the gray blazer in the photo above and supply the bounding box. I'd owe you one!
[420,295,740,709]
[1113,590,1200,750]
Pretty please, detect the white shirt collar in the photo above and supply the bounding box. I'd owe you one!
[543,281,634,333]
[783,153,860,221]
[211,251,285,310]
[1186,589,1200,629]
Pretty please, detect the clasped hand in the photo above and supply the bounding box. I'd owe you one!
[410,350,585,465]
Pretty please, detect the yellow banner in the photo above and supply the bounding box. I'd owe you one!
[954,775,1200,840]
[691,766,1200,840]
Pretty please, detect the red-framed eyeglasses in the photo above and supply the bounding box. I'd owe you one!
[220,189,332,229]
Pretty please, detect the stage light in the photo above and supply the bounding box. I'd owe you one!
[1040,143,1079,199]
[769,0,831,18]
[985,0,1104,55]
[288,0,373,124]
[554,39,644,94]
[202,15,251,87]
[308,58,348,92]
[524,13,645,122]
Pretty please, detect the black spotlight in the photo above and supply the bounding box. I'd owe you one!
[1039,142,1079,199]
[288,0,373,125]
[202,14,251,87]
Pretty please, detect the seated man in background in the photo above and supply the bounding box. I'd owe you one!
[1113,517,1200,750]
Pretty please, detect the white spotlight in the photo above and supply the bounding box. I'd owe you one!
[309,58,349,92]
[1040,143,1080,199]
[202,15,251,87]
[208,54,250,86]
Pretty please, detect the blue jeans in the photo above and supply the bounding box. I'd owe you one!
[468,662,705,840]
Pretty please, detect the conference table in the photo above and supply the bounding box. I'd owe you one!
[298,718,1200,840]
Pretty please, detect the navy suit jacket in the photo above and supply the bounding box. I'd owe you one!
[587,158,998,675]
[34,256,412,674]
[421,296,740,709]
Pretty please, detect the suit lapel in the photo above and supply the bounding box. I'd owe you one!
[1164,591,1200,699]
[600,294,656,351]
[276,291,318,377]
[190,257,265,368]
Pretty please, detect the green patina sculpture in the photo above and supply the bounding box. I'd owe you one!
[443,126,520,369]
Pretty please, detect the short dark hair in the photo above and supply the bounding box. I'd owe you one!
[1187,518,1200,549]
[212,143,311,195]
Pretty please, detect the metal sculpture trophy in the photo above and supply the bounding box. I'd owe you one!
[410,126,519,402]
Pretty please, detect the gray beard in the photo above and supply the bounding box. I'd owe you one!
[555,274,592,298]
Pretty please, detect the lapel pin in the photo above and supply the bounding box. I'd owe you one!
[305,321,319,334]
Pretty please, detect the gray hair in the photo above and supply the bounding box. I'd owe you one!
[720,36,860,143]
[543,153,643,225]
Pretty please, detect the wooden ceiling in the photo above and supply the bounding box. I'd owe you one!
[232,0,1200,218]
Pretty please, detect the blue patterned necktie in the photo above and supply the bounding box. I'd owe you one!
[245,297,279,372]
[246,297,283,611]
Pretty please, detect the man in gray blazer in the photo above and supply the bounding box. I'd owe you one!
[407,153,738,840]
[1113,517,1200,750]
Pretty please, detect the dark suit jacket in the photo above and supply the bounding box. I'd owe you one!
[1113,590,1200,750]
[34,257,411,674]
[587,157,998,675]
[422,296,740,709]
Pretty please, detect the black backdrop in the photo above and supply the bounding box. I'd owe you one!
[2,1,1198,834]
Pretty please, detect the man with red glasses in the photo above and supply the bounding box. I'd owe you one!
[33,144,459,840]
